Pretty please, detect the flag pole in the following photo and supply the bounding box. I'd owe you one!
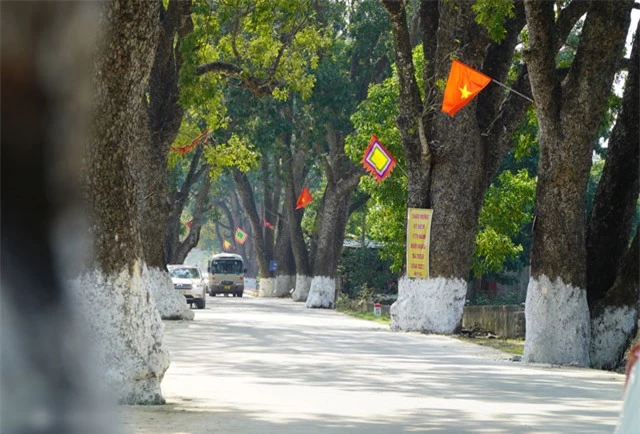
[491,79,534,104]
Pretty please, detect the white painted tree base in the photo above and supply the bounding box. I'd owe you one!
[523,275,590,367]
[291,275,312,302]
[590,305,637,370]
[390,276,466,333]
[147,267,194,320]
[274,275,296,297]
[306,276,335,308]
[70,261,170,404]
[258,277,276,297]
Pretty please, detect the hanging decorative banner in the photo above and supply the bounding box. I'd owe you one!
[441,60,491,117]
[362,135,396,182]
[222,240,232,251]
[235,228,248,245]
[296,186,313,210]
[172,129,210,155]
[263,219,274,230]
[406,208,433,278]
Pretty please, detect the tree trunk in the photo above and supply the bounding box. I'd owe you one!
[588,30,639,369]
[523,0,632,366]
[282,134,313,301]
[233,169,271,280]
[306,126,362,308]
[381,0,529,333]
[230,188,258,276]
[273,207,297,297]
[586,30,639,306]
[591,230,639,369]
[130,0,195,321]
[83,0,170,404]
[171,172,212,264]
[1,3,119,430]
[137,0,193,269]
[165,143,206,264]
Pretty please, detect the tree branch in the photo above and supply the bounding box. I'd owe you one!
[524,1,561,122]
[555,0,590,53]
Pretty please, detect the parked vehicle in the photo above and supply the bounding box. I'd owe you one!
[208,253,245,297]
[615,342,640,434]
[168,264,207,309]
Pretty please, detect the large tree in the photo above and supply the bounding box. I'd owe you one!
[292,0,393,307]
[587,29,639,369]
[379,0,537,332]
[80,0,171,403]
[523,0,632,366]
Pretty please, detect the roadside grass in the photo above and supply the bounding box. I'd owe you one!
[336,307,391,325]
[456,336,524,356]
[337,305,523,356]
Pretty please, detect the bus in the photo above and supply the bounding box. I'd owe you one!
[207,253,246,297]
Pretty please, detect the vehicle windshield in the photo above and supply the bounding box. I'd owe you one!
[212,260,243,274]
[169,267,200,279]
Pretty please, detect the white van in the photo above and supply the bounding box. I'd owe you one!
[207,253,246,297]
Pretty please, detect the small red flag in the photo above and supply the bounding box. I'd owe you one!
[296,186,313,210]
[441,60,491,117]
[186,220,193,229]
[263,219,274,230]
[172,129,210,155]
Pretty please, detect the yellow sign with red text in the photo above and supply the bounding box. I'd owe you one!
[406,208,433,278]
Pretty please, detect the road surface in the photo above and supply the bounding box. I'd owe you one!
[120,296,625,433]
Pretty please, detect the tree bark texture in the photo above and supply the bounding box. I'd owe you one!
[88,0,162,275]
[135,0,193,269]
[586,30,639,305]
[525,0,632,286]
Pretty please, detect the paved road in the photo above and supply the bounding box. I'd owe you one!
[121,296,625,433]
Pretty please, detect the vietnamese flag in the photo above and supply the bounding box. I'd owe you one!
[296,186,313,210]
[441,60,491,117]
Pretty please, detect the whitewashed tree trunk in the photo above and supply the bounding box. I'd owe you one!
[258,277,276,297]
[590,306,638,370]
[147,267,194,320]
[274,275,296,297]
[71,262,170,404]
[306,276,336,308]
[523,1,631,367]
[391,276,466,333]
[523,276,590,366]
[291,274,312,302]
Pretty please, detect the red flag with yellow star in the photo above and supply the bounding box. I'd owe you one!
[296,186,313,210]
[441,60,491,117]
